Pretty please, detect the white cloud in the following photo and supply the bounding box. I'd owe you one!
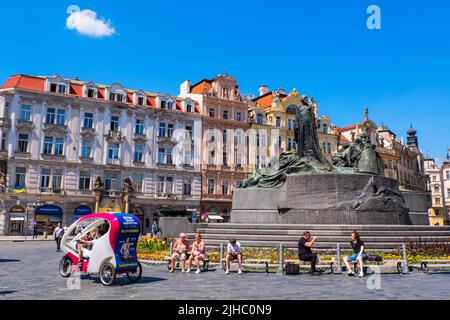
[66,9,116,38]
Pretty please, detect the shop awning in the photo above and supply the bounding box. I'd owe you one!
[36,205,63,216]
[10,217,25,221]
[74,205,92,220]
[208,215,224,220]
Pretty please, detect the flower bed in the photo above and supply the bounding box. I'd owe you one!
[136,237,450,264]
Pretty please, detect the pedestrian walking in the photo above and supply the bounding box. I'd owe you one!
[32,221,38,239]
[53,223,65,252]
[151,220,160,238]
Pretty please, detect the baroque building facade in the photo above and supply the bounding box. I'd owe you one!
[249,86,340,164]
[424,154,450,226]
[337,109,427,192]
[0,74,202,235]
[179,74,250,222]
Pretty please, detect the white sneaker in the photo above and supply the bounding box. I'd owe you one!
[347,270,355,276]
[238,269,242,275]
[195,269,201,274]
[359,271,364,278]
[225,269,230,274]
[186,269,191,273]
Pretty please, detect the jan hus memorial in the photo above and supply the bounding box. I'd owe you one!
[232,97,413,225]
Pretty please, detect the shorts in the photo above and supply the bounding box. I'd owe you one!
[228,253,241,260]
[82,248,92,258]
[193,253,206,260]
[171,252,187,261]
[348,252,367,262]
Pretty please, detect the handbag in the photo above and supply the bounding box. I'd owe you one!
[284,263,300,275]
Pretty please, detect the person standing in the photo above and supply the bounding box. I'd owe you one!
[32,221,38,239]
[205,212,209,224]
[298,231,320,275]
[53,223,65,252]
[343,231,367,278]
[192,212,198,224]
[151,220,160,238]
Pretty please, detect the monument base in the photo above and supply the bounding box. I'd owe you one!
[232,173,413,225]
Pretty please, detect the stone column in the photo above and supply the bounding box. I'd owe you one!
[94,191,101,212]
[123,192,130,214]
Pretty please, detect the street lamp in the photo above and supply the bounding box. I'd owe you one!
[25,200,43,241]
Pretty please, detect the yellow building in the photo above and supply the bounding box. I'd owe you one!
[248,87,339,169]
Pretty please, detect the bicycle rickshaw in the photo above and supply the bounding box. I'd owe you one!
[59,212,142,286]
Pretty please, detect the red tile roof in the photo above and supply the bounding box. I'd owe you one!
[1,74,199,114]
[1,75,44,91]
[338,124,357,132]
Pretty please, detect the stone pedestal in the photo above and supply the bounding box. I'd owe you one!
[232,173,413,225]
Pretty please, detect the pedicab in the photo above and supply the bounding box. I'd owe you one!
[58,212,142,286]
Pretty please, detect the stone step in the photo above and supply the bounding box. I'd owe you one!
[195,228,450,237]
[196,223,450,231]
[196,239,405,250]
[193,234,450,243]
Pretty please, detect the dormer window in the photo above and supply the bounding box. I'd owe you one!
[87,88,95,98]
[106,84,126,103]
[83,82,98,99]
[134,90,147,106]
[109,93,124,103]
[186,104,193,113]
[167,101,174,110]
[47,75,69,94]
[161,101,166,109]
[49,83,67,94]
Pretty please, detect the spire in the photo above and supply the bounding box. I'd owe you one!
[364,107,369,121]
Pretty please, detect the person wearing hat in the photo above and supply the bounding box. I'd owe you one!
[169,233,190,273]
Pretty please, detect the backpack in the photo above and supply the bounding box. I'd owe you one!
[367,254,383,262]
[284,263,300,275]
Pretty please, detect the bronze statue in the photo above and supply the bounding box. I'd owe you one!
[93,177,104,192]
[241,99,384,189]
[294,102,328,164]
[122,177,134,193]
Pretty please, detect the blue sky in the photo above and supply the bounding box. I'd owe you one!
[0,0,449,161]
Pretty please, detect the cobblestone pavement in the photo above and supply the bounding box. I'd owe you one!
[1,241,449,300]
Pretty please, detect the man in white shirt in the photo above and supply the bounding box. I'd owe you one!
[225,238,242,275]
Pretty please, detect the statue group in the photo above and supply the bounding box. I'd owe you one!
[235,98,411,225]
[242,100,384,189]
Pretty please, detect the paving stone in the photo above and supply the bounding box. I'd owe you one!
[0,241,449,300]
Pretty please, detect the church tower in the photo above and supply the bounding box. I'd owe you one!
[407,125,419,149]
